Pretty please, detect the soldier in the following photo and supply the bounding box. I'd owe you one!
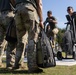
[44,11,58,48]
[65,6,76,54]
[0,0,8,67]
[0,0,15,68]
[66,6,76,31]
[14,0,44,73]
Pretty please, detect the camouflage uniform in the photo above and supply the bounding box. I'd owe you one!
[14,2,40,71]
[46,25,57,48]
[0,10,15,68]
[0,39,7,67]
[6,41,16,68]
[0,12,9,67]
[44,15,57,48]
[0,0,16,68]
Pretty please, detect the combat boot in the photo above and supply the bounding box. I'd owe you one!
[12,63,26,70]
[28,68,43,73]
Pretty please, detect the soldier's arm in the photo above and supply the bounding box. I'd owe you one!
[52,17,57,24]
[52,19,57,24]
[36,0,44,29]
[10,0,15,7]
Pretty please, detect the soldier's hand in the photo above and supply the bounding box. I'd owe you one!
[39,21,44,29]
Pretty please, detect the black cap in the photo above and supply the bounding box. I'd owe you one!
[47,10,52,14]
[67,6,73,11]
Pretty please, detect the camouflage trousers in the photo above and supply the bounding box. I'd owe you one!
[15,3,40,71]
[0,40,7,67]
[0,11,15,67]
[46,30,56,48]
[6,42,16,68]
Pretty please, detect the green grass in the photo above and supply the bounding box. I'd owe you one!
[0,62,76,75]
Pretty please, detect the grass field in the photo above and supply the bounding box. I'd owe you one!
[0,62,76,75]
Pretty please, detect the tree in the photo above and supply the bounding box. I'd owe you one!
[56,28,66,47]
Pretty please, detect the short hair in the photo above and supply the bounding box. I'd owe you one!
[67,6,73,11]
[47,10,52,14]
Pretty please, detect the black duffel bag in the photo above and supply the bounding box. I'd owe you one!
[36,30,56,68]
[5,18,17,42]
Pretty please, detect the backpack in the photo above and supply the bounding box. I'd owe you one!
[36,30,56,68]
